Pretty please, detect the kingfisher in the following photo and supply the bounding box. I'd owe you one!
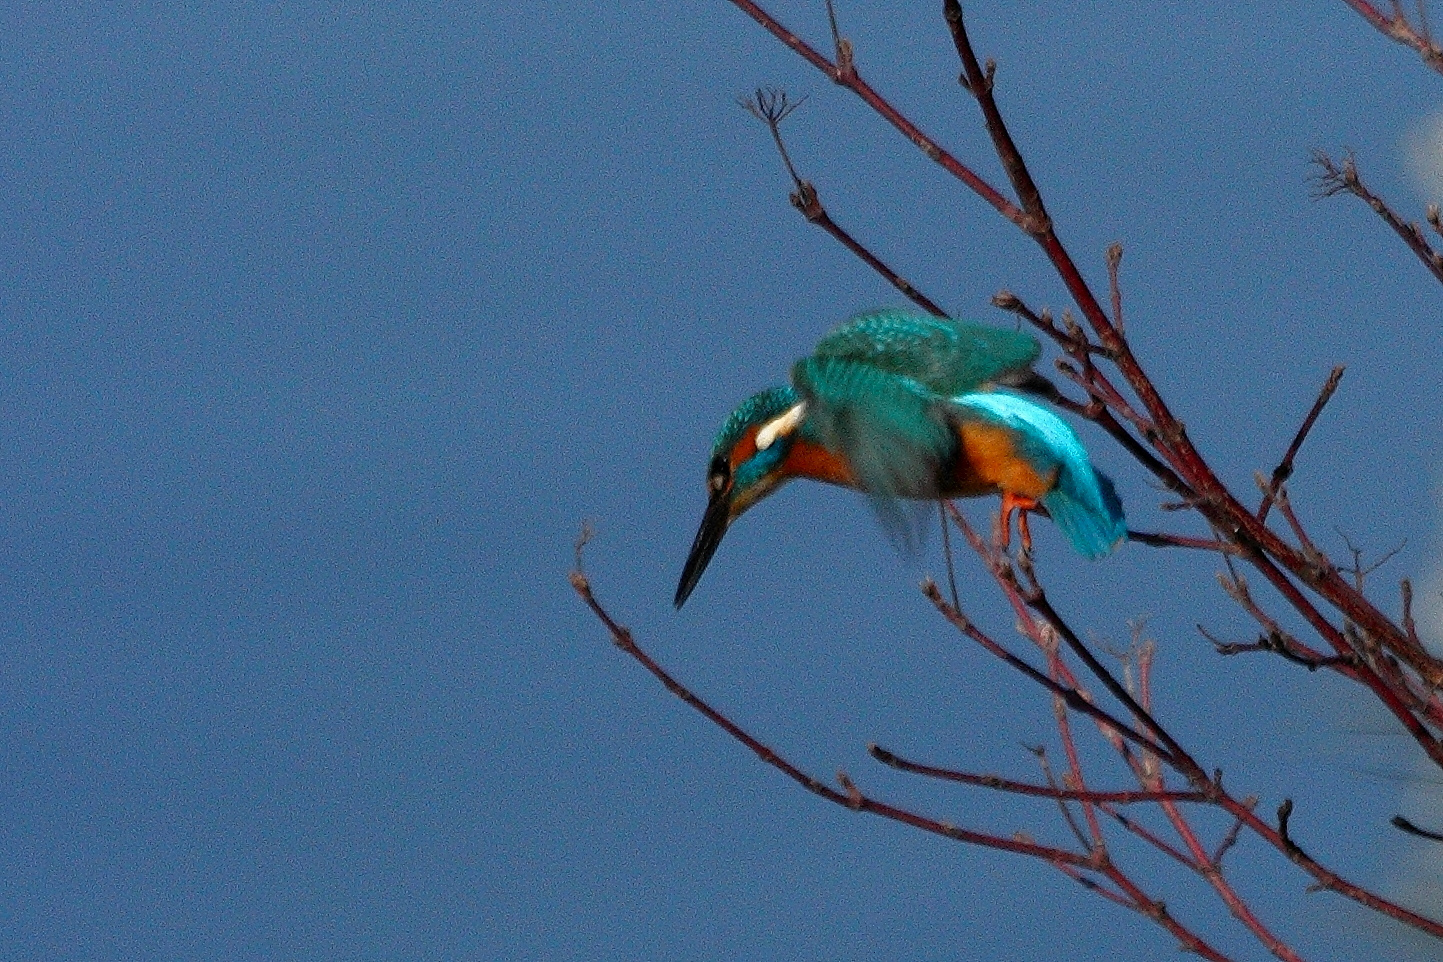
[674,309,1126,608]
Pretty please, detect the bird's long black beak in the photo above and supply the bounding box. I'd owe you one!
[674,490,731,609]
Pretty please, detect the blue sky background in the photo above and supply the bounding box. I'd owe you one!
[4,2,1443,960]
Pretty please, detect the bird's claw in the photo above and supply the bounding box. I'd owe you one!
[997,491,1040,558]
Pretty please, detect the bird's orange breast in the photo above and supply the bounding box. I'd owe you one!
[946,420,1055,499]
[774,421,1054,501]
[780,439,857,488]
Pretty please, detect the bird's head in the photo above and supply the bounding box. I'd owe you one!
[674,386,806,608]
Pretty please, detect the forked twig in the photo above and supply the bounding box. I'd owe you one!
[1313,151,1443,287]
[739,87,947,316]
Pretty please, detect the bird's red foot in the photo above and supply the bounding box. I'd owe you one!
[998,491,1040,555]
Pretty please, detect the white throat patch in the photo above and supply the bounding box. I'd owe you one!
[755,402,806,452]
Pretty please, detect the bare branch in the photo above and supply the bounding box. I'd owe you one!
[921,579,1170,758]
[726,0,1023,219]
[1313,151,1443,288]
[738,87,947,316]
[1106,242,1125,335]
[1339,0,1443,74]
[1127,529,1242,555]
[571,566,1100,865]
[1257,366,1345,523]
[868,744,1207,804]
[1393,815,1443,842]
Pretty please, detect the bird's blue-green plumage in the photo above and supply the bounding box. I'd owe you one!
[811,309,1041,396]
[710,385,798,460]
[789,311,1123,558]
[791,309,1043,502]
[677,308,1122,607]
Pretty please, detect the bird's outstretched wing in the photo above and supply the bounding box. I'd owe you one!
[791,355,954,545]
[811,309,1041,397]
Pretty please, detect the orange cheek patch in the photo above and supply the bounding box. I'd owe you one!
[729,426,760,472]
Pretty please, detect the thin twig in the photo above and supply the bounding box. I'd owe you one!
[921,580,1169,758]
[1212,808,1252,867]
[944,509,1443,937]
[1127,529,1242,555]
[1106,243,1125,335]
[939,500,961,610]
[1257,366,1345,523]
[739,87,947,316]
[1030,742,1096,850]
[1313,151,1443,287]
[1097,803,1199,871]
[1402,579,1424,652]
[868,744,1207,803]
[1393,815,1443,841]
[1336,532,1407,592]
[1271,486,1333,577]
[1212,559,1349,669]
[726,0,1023,220]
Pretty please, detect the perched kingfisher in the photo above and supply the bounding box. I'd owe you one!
[674,309,1126,608]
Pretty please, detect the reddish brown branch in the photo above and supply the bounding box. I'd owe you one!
[1166,790,1303,961]
[572,566,1294,958]
[740,87,948,317]
[1215,542,1443,762]
[1099,803,1199,871]
[728,2,1429,702]
[867,744,1205,804]
[1212,811,1250,867]
[702,0,1443,944]
[1270,487,1335,577]
[921,579,1168,759]
[1017,571,1201,778]
[725,0,1023,222]
[571,569,1098,865]
[1213,561,1355,670]
[942,510,1443,938]
[1128,529,1241,555]
[1097,872,1233,961]
[943,10,1437,689]
[1045,655,1108,849]
[942,3,1049,232]
[1106,243,1126,334]
[1339,0,1443,75]
[1314,151,1443,288]
[793,185,947,316]
[1402,578,1425,651]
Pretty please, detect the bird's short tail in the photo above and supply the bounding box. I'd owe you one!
[1041,468,1126,559]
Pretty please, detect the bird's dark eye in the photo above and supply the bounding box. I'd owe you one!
[707,456,729,493]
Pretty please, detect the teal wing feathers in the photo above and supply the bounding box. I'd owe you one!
[790,311,1116,555]
[811,309,1041,396]
[791,355,954,542]
[950,393,1126,558]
